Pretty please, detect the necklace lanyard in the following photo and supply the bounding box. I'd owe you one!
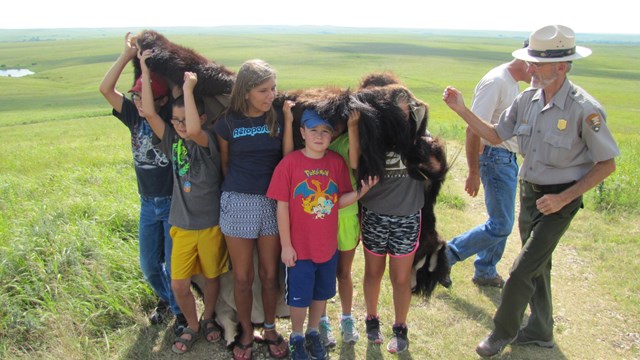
[173,138,192,193]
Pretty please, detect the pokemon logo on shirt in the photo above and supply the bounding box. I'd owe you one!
[293,177,339,219]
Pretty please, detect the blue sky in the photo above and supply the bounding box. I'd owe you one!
[3,0,637,34]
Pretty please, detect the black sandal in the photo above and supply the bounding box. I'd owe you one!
[259,329,289,359]
[199,317,222,343]
[171,327,201,354]
[232,340,254,360]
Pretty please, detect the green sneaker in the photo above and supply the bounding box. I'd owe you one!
[318,318,336,348]
[340,317,360,343]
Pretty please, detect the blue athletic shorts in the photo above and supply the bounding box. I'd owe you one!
[285,251,338,307]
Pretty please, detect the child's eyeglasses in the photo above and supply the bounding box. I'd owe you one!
[171,118,186,126]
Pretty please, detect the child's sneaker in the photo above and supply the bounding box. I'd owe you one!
[172,313,188,336]
[365,315,384,344]
[387,323,409,354]
[149,298,170,325]
[305,331,327,360]
[290,335,309,360]
[319,318,337,348]
[340,317,360,343]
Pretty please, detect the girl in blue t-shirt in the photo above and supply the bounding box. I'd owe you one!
[213,59,293,360]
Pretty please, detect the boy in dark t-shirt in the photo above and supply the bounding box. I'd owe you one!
[98,32,182,331]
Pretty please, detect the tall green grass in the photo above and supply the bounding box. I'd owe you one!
[0,118,154,357]
[1,30,638,359]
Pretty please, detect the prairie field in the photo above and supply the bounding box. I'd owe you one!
[0,28,638,359]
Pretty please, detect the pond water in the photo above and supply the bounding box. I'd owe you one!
[0,69,35,77]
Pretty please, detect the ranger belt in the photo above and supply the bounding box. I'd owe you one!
[521,180,575,194]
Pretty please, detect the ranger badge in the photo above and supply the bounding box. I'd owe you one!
[557,119,567,131]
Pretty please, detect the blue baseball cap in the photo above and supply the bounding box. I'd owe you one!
[301,109,333,130]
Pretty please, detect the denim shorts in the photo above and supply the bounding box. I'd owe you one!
[219,191,278,239]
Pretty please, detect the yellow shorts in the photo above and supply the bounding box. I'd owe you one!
[337,213,360,252]
[170,225,229,280]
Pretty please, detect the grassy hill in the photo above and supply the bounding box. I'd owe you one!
[0,29,638,359]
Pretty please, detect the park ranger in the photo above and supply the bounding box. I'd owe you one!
[442,24,620,357]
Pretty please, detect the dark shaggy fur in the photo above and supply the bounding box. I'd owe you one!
[275,78,451,299]
[274,88,377,149]
[133,30,235,97]
[128,31,450,298]
[131,30,235,125]
[359,71,403,89]
[356,82,451,298]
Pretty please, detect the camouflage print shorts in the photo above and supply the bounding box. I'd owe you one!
[360,207,420,256]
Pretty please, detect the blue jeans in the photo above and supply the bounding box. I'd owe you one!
[447,146,518,279]
[139,196,180,315]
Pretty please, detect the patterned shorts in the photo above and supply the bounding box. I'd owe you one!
[219,191,278,239]
[361,207,420,257]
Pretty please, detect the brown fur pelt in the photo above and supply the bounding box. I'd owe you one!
[355,81,451,298]
[131,30,235,99]
[275,76,451,298]
[122,29,451,298]
[275,87,376,149]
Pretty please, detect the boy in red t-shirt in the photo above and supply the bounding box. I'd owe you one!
[267,109,377,360]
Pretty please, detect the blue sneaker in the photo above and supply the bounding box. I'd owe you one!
[305,331,327,360]
[290,335,309,360]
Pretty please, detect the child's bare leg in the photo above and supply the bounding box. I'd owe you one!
[289,306,308,334]
[337,249,356,315]
[226,236,255,346]
[171,278,199,352]
[201,276,221,341]
[308,300,326,330]
[363,251,386,317]
[201,276,219,319]
[389,254,415,325]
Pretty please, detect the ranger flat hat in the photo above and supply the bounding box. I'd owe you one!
[513,25,592,62]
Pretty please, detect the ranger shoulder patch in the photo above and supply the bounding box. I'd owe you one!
[586,113,601,132]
